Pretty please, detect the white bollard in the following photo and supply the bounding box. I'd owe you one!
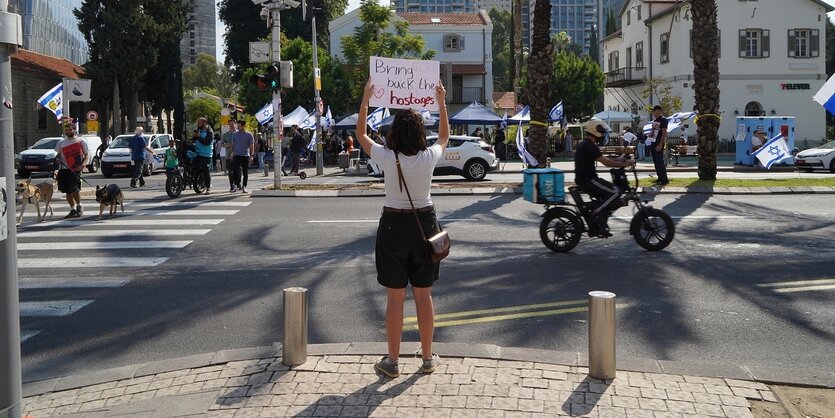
[282,287,308,366]
[588,291,616,379]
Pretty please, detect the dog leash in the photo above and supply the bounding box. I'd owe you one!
[55,159,97,188]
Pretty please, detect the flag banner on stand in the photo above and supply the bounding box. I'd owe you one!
[752,134,791,169]
[500,111,508,130]
[515,120,538,166]
[813,74,835,117]
[37,83,63,121]
[256,102,273,125]
[367,107,390,132]
[549,101,564,123]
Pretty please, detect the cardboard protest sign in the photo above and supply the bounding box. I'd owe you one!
[368,56,440,111]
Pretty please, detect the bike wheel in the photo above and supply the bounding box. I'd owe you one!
[631,208,675,251]
[539,208,583,253]
[166,173,184,198]
[193,170,209,194]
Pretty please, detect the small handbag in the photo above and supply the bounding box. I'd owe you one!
[395,152,451,263]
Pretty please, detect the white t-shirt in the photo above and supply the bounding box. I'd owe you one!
[622,132,637,145]
[370,143,443,209]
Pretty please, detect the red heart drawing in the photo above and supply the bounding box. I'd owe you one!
[372,87,385,99]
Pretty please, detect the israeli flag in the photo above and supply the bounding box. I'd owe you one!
[37,83,63,121]
[515,120,538,166]
[752,134,791,169]
[255,102,273,125]
[367,107,389,132]
[323,106,333,131]
[813,74,835,117]
[549,101,564,122]
[500,111,508,130]
[307,129,318,151]
[300,111,317,129]
[667,111,697,133]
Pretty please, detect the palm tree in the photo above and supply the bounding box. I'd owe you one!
[524,0,553,166]
[691,0,721,180]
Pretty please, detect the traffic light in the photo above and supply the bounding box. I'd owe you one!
[250,64,280,92]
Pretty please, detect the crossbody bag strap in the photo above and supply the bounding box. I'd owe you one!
[395,152,428,240]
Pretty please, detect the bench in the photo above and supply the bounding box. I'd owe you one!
[600,146,636,156]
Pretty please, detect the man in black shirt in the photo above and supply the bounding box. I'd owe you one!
[575,119,635,235]
[647,105,669,185]
[289,125,305,174]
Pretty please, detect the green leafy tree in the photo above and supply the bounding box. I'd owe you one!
[144,38,187,139]
[640,76,682,115]
[691,0,721,180]
[218,0,270,80]
[341,0,435,103]
[280,0,348,51]
[184,53,222,92]
[551,51,604,122]
[186,97,222,129]
[552,31,583,57]
[488,8,513,92]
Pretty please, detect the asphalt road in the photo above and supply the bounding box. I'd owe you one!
[16,192,835,382]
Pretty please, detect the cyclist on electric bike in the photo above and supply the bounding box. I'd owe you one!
[574,119,635,236]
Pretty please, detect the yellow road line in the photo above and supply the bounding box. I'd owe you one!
[756,278,835,288]
[402,303,631,331]
[403,299,588,324]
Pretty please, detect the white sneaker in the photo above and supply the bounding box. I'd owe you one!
[241,187,248,193]
[230,186,238,193]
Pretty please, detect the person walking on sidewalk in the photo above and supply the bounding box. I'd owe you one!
[221,119,236,189]
[54,119,89,218]
[231,120,255,193]
[256,134,267,175]
[289,125,304,174]
[647,105,669,185]
[356,80,449,378]
[129,127,155,188]
[194,117,215,193]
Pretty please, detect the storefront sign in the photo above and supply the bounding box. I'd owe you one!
[780,83,810,90]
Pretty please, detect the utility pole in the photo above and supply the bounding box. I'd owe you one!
[0,1,23,416]
[310,8,323,176]
[271,2,284,189]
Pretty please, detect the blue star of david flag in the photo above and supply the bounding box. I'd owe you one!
[37,83,63,121]
[515,120,538,166]
[752,134,791,169]
[549,101,564,123]
[813,74,835,117]
[255,102,273,125]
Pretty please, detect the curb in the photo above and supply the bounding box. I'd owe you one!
[22,342,835,398]
[251,186,835,198]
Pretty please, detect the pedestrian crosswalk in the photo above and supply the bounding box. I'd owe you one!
[16,197,251,344]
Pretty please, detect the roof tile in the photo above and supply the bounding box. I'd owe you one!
[398,12,487,26]
[12,49,84,79]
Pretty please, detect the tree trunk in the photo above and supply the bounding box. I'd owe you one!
[112,79,121,135]
[127,89,139,132]
[524,0,553,166]
[691,0,721,180]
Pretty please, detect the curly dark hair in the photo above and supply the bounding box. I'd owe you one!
[386,109,427,156]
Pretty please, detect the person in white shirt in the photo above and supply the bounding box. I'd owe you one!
[356,80,449,379]
[620,127,637,149]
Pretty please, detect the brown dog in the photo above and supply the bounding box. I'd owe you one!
[95,184,124,220]
[15,178,54,225]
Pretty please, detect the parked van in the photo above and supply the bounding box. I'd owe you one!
[100,133,172,178]
[15,135,103,178]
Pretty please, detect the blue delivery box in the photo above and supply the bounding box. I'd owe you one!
[523,168,565,204]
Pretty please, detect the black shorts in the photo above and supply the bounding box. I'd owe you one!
[56,169,81,194]
[375,209,441,289]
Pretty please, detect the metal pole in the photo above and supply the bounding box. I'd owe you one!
[0,1,22,415]
[312,14,323,176]
[271,3,282,189]
[282,287,308,366]
[588,291,616,379]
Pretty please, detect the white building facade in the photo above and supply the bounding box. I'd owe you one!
[330,9,494,112]
[602,0,831,141]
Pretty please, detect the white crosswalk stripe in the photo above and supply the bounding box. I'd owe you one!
[756,278,835,293]
[17,198,246,344]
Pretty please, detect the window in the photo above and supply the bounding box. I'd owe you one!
[636,42,644,67]
[189,40,195,47]
[626,46,632,68]
[788,29,819,58]
[443,34,463,52]
[627,10,631,26]
[637,5,641,20]
[739,29,769,58]
[690,29,721,58]
[189,32,195,39]
[660,33,669,63]
[607,51,619,71]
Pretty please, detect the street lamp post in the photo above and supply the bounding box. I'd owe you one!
[0,2,23,416]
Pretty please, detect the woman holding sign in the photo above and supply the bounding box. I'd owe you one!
[357,80,449,378]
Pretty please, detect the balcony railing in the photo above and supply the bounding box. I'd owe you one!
[450,87,484,104]
[605,66,647,87]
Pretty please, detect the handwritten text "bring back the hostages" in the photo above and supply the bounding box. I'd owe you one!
[373,58,437,109]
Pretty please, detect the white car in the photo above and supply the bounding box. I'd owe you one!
[101,133,172,178]
[367,135,499,180]
[16,135,102,177]
[795,140,835,173]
